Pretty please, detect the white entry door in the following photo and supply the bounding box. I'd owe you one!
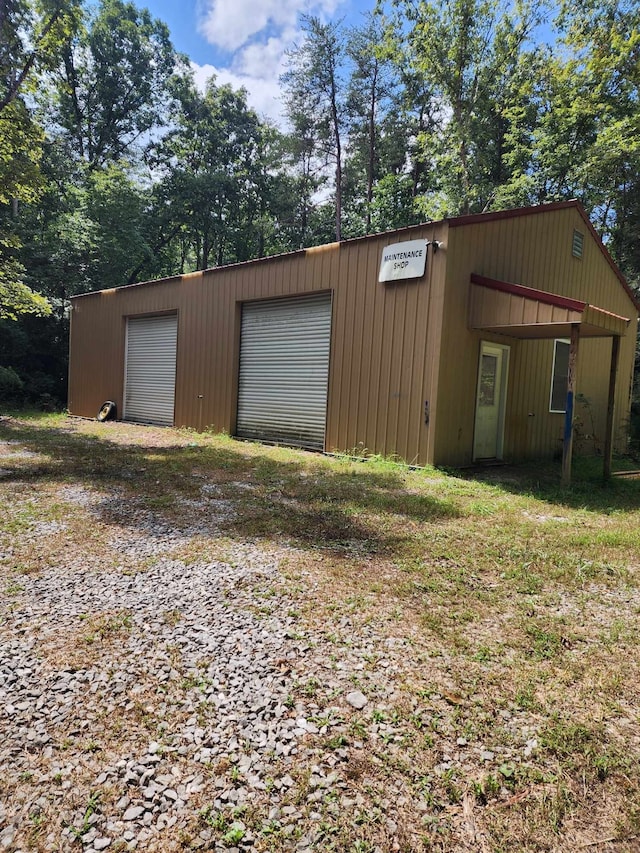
[473,342,510,460]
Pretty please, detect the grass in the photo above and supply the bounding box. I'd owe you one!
[2,412,640,850]
[69,791,101,841]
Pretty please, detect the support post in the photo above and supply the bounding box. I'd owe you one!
[561,324,580,487]
[603,335,620,481]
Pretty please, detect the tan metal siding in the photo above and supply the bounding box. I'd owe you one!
[68,285,176,422]
[69,227,447,465]
[435,207,637,464]
[70,205,631,467]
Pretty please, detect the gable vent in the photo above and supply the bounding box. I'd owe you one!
[572,229,584,258]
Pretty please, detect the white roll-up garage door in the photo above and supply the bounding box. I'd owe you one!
[124,314,177,426]
[237,293,332,450]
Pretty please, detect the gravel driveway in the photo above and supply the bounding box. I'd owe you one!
[5,417,637,852]
[0,425,432,853]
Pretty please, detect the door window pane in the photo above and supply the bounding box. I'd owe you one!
[479,354,498,406]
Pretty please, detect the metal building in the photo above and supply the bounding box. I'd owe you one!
[68,201,639,476]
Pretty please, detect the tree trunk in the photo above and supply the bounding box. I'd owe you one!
[63,50,85,160]
[366,64,378,233]
[331,80,342,241]
[0,8,64,112]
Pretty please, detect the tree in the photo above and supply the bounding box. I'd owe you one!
[20,155,158,304]
[154,73,267,270]
[279,98,327,248]
[390,0,543,217]
[489,0,640,290]
[231,122,298,260]
[282,16,348,242]
[0,102,51,321]
[56,0,177,168]
[0,0,80,321]
[0,259,51,320]
[344,12,400,234]
[558,0,640,287]
[0,0,81,113]
[12,0,186,307]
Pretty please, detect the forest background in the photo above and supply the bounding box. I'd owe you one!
[1,0,639,415]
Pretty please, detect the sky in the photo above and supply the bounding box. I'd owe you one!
[136,0,375,126]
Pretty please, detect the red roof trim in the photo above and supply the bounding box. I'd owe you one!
[471,273,587,312]
[448,200,578,228]
[71,200,638,314]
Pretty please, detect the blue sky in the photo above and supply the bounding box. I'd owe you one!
[136,0,375,124]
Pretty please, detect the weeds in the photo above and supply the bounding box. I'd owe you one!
[522,621,565,660]
[69,791,101,841]
[82,611,132,644]
[2,415,640,853]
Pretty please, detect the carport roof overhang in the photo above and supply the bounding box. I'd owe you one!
[469,274,630,339]
[468,273,631,487]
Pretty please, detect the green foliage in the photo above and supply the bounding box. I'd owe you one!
[368,174,422,233]
[343,12,406,235]
[154,72,287,270]
[0,232,51,320]
[0,0,82,113]
[0,101,44,206]
[0,0,82,198]
[0,1,80,322]
[0,276,51,321]
[0,366,25,403]
[68,790,101,840]
[392,0,545,217]
[2,0,640,400]
[57,0,177,167]
[0,0,183,335]
[222,823,245,844]
[282,15,348,241]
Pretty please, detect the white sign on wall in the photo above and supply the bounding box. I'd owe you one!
[378,239,428,283]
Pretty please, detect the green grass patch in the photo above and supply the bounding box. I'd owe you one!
[3,414,640,852]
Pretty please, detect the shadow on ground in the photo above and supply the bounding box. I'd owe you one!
[0,417,459,556]
[454,456,640,514]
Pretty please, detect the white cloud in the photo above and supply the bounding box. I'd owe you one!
[192,0,345,126]
[191,59,286,126]
[238,30,296,78]
[197,0,298,52]
[197,0,341,52]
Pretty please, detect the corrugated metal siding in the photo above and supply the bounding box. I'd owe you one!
[68,226,447,466]
[124,314,177,426]
[237,293,332,449]
[68,204,633,467]
[435,207,637,465]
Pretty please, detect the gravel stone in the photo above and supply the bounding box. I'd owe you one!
[123,806,144,821]
[346,691,368,710]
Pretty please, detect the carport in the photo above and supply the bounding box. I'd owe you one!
[469,273,631,485]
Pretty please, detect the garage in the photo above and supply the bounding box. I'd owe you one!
[123,314,178,426]
[236,293,332,450]
[69,202,639,476]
